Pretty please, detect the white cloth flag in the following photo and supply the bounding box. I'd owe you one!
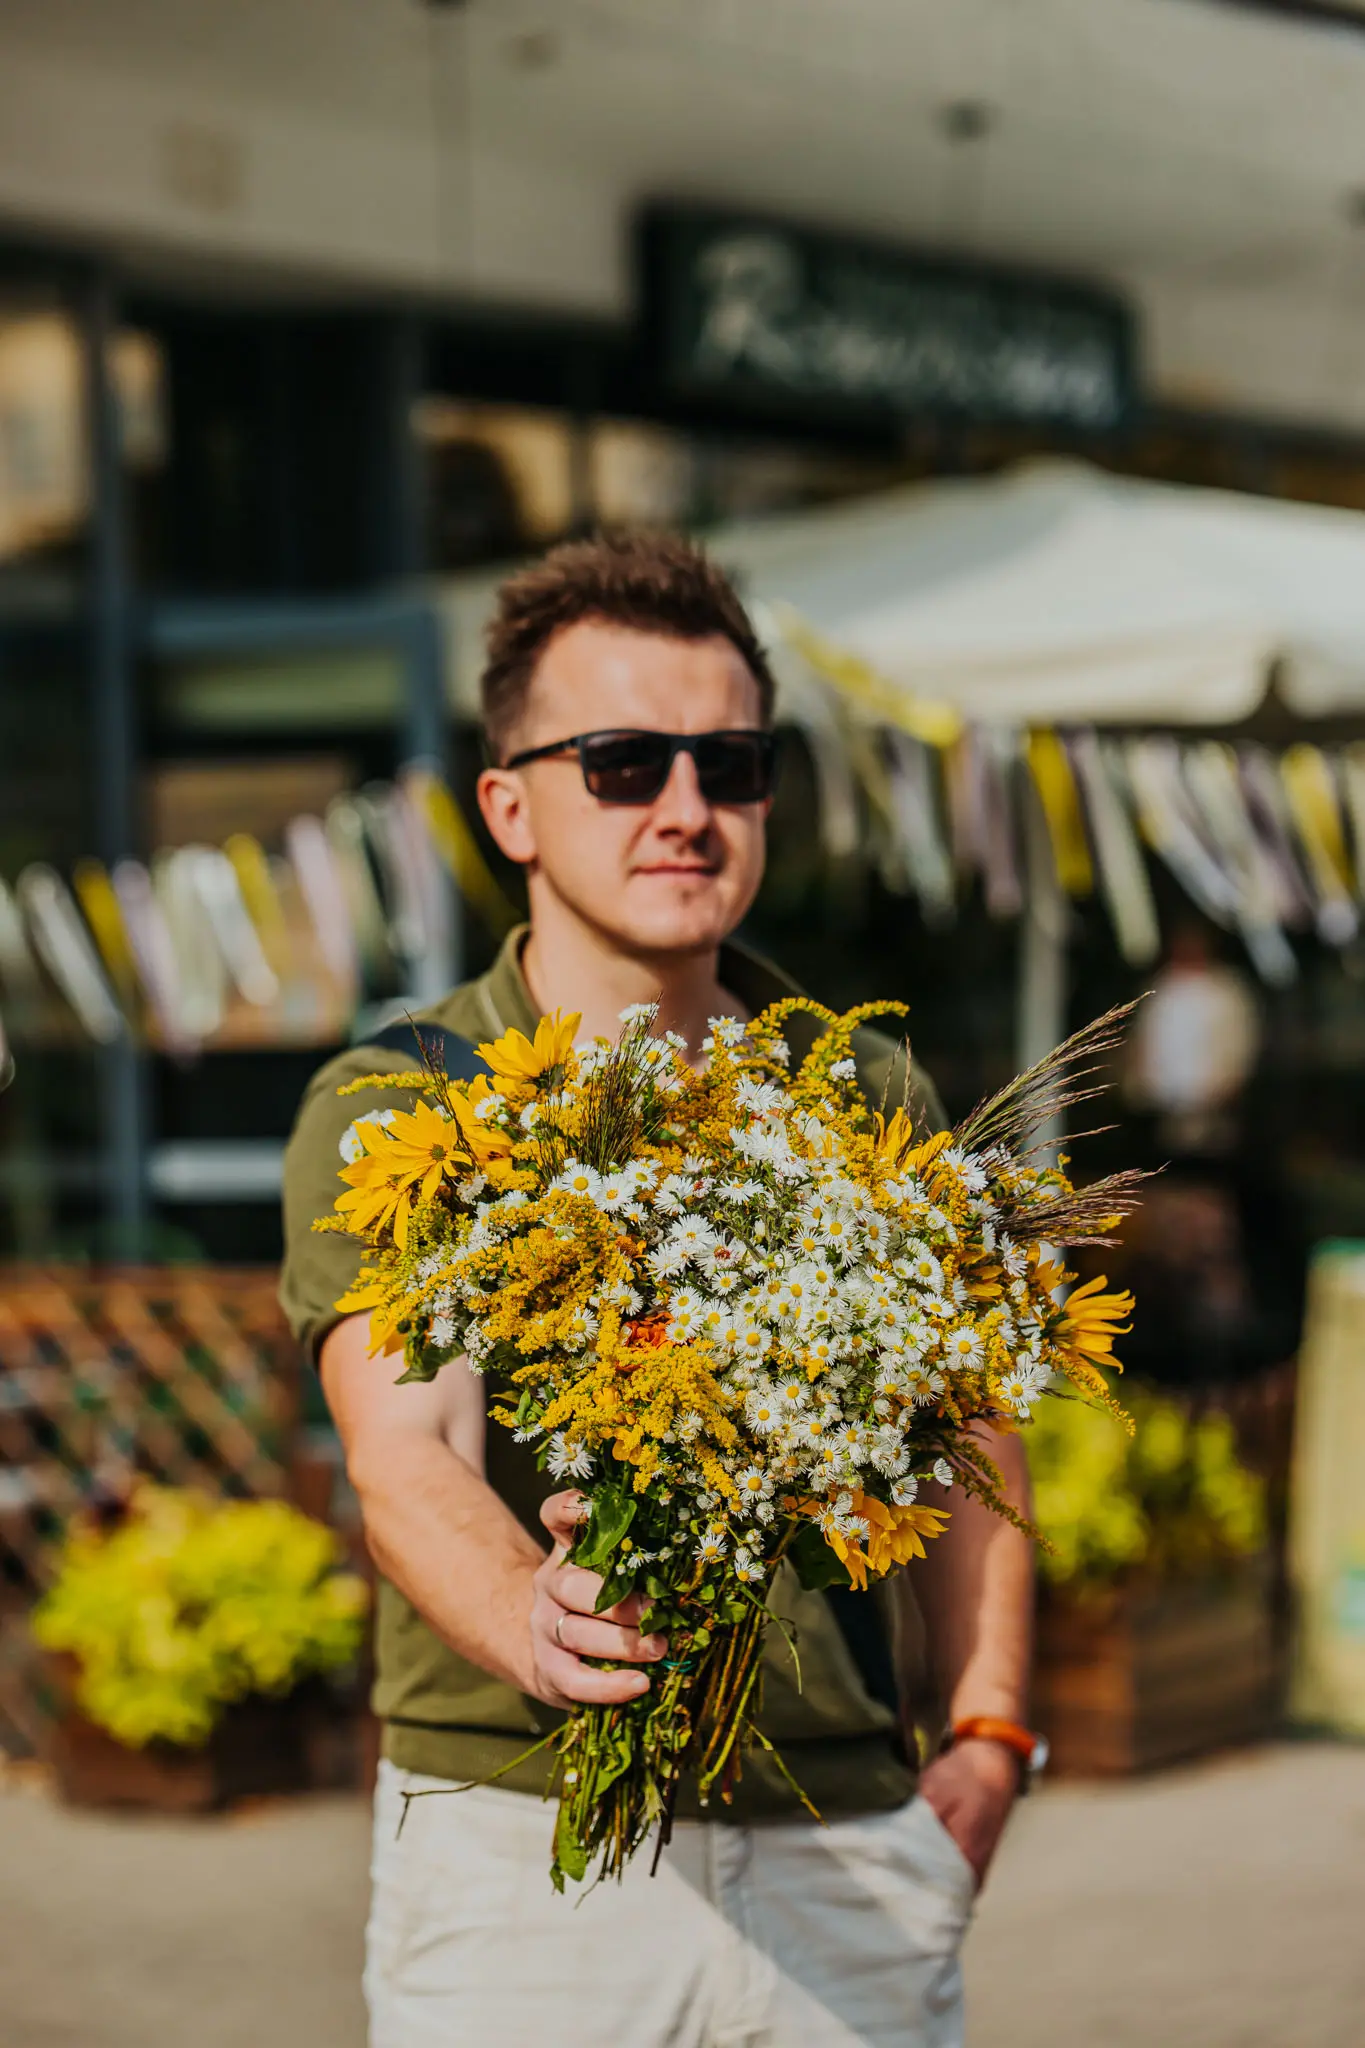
[1180,744,1297,986]
[883,731,955,924]
[1069,736,1160,968]
[16,865,125,1042]
[1124,738,1241,928]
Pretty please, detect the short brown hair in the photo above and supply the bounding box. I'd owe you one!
[481,530,775,758]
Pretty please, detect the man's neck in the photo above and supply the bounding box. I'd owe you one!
[519,913,744,1061]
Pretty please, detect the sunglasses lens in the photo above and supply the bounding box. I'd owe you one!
[580,732,673,803]
[694,733,776,804]
[577,731,777,804]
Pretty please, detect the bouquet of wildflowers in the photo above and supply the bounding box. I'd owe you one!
[324,997,1140,1888]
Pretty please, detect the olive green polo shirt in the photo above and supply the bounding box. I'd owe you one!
[280,928,944,1818]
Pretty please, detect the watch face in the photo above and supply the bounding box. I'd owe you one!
[1029,1733,1051,1777]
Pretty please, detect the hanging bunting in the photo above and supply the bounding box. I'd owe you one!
[977,727,1024,920]
[881,731,955,924]
[403,770,521,939]
[1027,729,1094,898]
[110,860,195,1055]
[1280,744,1358,946]
[154,850,228,1044]
[1069,736,1160,968]
[285,814,361,995]
[1237,746,1316,931]
[1180,744,1297,986]
[0,877,48,1031]
[1124,738,1240,927]
[223,833,291,976]
[15,866,125,1043]
[184,847,281,1008]
[1340,743,1365,904]
[324,796,396,988]
[71,859,141,1009]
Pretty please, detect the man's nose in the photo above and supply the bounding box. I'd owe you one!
[650,748,712,832]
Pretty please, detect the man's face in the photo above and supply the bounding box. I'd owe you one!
[476,620,769,959]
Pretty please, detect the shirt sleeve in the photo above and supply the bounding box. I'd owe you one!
[278,1048,419,1364]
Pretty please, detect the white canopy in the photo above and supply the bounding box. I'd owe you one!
[708,460,1365,730]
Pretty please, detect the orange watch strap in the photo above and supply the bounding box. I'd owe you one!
[950,1715,1038,1764]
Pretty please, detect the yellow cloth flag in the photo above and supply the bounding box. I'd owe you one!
[72,858,140,1006]
[1027,729,1093,897]
[405,769,521,939]
[224,832,289,969]
[1282,745,1353,899]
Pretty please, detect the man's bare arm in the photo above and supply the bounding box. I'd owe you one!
[320,1312,666,1709]
[905,1423,1034,1880]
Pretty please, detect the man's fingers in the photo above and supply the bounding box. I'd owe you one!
[553,1609,666,1665]
[541,1646,653,1706]
[550,1560,650,1623]
[539,1489,588,1549]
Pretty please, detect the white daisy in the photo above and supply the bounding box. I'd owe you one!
[546,1434,594,1481]
[735,1465,774,1507]
[552,1160,602,1202]
[338,1108,396,1163]
[943,1325,985,1370]
[904,1363,947,1405]
[668,1213,719,1260]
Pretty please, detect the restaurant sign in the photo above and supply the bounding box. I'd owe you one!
[641,207,1136,432]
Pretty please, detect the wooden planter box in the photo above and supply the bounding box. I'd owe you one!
[46,1691,314,1813]
[1033,1560,1280,1777]
[41,1662,374,1811]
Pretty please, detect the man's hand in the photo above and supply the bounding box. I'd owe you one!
[918,1738,1019,1887]
[321,1320,668,1713]
[528,1492,669,1709]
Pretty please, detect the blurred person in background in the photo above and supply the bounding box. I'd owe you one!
[281,532,1037,2048]
[1119,924,1297,1386]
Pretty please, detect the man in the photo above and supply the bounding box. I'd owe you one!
[281,532,1034,2048]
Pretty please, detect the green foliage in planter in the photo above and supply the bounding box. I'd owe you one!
[1026,1394,1267,1592]
[33,1487,369,1750]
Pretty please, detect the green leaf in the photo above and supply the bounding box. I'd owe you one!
[789,1520,854,1592]
[395,1341,444,1384]
[571,1484,636,1575]
[553,1810,588,1885]
[594,1567,635,1613]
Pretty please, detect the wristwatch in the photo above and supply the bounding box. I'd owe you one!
[948,1715,1049,1792]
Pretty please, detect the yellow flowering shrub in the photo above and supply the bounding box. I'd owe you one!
[33,1487,370,1750]
[1027,1394,1266,1591]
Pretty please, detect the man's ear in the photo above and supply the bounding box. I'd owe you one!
[477,766,538,866]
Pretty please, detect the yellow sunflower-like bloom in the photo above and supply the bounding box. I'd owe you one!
[476,1010,580,1098]
[876,1112,951,1177]
[1053,1274,1134,1393]
[821,1491,951,1591]
[336,1099,472,1249]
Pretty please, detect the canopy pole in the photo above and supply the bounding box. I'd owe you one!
[84,262,149,1259]
[1017,775,1070,1157]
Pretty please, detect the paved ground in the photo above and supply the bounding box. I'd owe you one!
[1,1741,1362,2047]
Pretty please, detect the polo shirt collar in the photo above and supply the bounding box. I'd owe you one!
[474,924,804,1042]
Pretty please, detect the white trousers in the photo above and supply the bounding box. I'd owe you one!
[366,1760,973,2048]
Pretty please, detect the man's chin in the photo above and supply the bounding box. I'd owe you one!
[602,885,740,958]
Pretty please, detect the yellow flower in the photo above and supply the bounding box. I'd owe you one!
[1053,1274,1134,1393]
[336,1099,470,1249]
[876,1113,951,1176]
[476,1010,580,1096]
[820,1491,951,1590]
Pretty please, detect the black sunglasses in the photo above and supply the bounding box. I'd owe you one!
[503,728,778,806]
